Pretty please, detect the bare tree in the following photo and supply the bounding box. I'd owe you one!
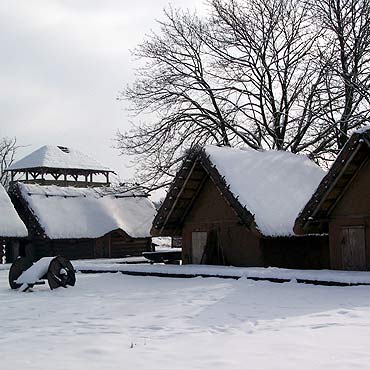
[117,0,370,189]
[117,8,235,189]
[206,0,331,155]
[0,138,18,188]
[310,0,370,149]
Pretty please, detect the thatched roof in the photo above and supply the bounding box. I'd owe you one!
[13,183,156,240]
[152,145,325,237]
[294,127,370,234]
[0,184,28,238]
[6,145,113,173]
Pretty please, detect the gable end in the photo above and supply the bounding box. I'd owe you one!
[151,148,255,236]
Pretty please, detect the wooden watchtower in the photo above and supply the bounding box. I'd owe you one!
[5,145,115,188]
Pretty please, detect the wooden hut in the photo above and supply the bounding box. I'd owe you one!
[4,144,156,262]
[294,127,370,271]
[152,146,329,269]
[0,184,28,262]
[9,182,156,262]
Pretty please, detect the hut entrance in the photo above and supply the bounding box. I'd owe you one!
[340,226,366,270]
[95,237,110,259]
[191,230,226,265]
[191,232,207,264]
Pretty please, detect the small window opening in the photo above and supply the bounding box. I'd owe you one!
[57,146,70,153]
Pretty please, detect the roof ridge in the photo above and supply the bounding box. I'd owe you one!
[6,145,112,172]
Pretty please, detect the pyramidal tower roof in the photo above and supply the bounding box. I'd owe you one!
[7,145,113,172]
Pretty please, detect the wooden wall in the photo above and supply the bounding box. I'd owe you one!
[328,158,370,270]
[25,240,95,261]
[182,177,264,267]
[4,239,22,263]
[109,232,152,258]
[181,177,329,269]
[261,236,330,269]
[19,232,152,262]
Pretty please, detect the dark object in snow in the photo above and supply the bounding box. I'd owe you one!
[143,250,182,264]
[8,257,33,289]
[8,256,76,291]
[46,256,76,290]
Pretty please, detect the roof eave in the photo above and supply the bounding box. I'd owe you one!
[5,166,115,173]
[151,147,258,236]
[295,130,370,233]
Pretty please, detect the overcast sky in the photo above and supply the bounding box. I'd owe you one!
[0,0,204,186]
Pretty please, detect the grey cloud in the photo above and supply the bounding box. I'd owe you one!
[0,0,204,187]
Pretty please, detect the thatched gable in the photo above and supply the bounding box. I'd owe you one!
[294,127,370,235]
[152,145,325,238]
[152,148,255,237]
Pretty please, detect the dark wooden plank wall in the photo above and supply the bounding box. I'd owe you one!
[328,157,370,270]
[22,234,152,262]
[27,240,95,261]
[181,176,330,269]
[109,232,152,258]
[182,177,262,266]
[261,236,330,270]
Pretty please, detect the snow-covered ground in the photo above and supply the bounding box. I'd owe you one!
[2,270,370,369]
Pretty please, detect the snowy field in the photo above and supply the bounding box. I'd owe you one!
[2,270,370,369]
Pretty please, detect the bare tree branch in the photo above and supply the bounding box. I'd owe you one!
[0,138,18,188]
[116,0,370,191]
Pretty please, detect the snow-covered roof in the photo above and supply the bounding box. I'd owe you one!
[18,183,156,239]
[0,184,28,238]
[295,126,370,234]
[354,125,370,134]
[205,145,326,236]
[7,145,112,172]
